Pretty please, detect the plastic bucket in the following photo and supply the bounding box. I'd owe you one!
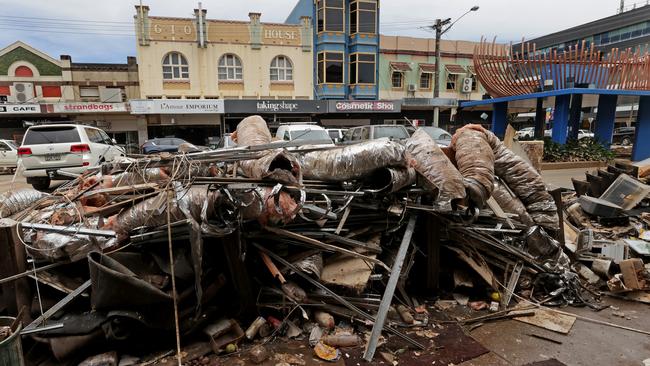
[0,317,24,366]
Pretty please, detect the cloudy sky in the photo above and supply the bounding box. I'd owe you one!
[0,0,628,62]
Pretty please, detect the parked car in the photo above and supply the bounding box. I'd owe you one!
[141,138,191,154]
[0,139,18,173]
[417,126,452,146]
[19,124,125,190]
[326,128,347,143]
[516,127,534,139]
[275,123,334,145]
[613,126,635,145]
[543,128,594,140]
[343,125,410,142]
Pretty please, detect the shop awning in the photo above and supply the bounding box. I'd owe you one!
[445,64,467,74]
[390,62,412,72]
[419,63,436,73]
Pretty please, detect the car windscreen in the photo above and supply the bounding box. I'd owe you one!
[375,126,409,139]
[290,129,332,141]
[23,127,81,145]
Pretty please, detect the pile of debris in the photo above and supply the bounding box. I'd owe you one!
[566,160,650,297]
[0,117,629,365]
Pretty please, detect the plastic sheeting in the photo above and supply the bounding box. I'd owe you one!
[405,129,466,201]
[453,125,558,230]
[299,138,406,181]
[0,189,48,218]
[452,127,495,208]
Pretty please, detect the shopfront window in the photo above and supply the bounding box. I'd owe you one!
[349,53,375,84]
[391,71,403,88]
[317,52,343,84]
[317,0,344,33]
[162,52,189,80]
[270,56,293,81]
[218,54,243,81]
[350,0,377,34]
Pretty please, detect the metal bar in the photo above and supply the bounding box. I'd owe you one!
[363,215,417,362]
[20,323,64,335]
[253,242,425,351]
[20,223,117,237]
[23,279,91,332]
[502,261,523,308]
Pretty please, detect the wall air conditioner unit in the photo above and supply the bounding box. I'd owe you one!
[11,82,34,103]
[461,77,473,93]
[407,84,417,92]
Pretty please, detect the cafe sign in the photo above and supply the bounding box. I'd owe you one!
[330,100,401,113]
[130,99,225,114]
[0,104,41,114]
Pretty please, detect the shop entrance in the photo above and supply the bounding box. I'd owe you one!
[147,125,221,146]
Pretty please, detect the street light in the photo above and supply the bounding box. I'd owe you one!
[431,5,479,127]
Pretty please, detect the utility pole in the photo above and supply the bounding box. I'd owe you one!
[433,19,442,127]
[619,0,625,13]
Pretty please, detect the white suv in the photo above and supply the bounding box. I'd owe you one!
[19,124,125,190]
[275,123,334,145]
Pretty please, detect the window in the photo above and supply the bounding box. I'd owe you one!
[317,0,344,33]
[350,1,377,34]
[270,56,293,81]
[317,52,343,84]
[419,73,431,89]
[79,87,100,100]
[218,54,243,81]
[352,128,362,140]
[349,53,375,84]
[42,86,62,98]
[446,73,458,90]
[162,52,189,80]
[391,71,403,88]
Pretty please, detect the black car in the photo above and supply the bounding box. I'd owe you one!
[612,127,635,145]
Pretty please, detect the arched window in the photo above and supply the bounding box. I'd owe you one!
[15,66,34,77]
[162,52,189,80]
[218,54,243,81]
[270,56,293,81]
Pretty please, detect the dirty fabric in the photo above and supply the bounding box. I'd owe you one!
[406,129,466,201]
[299,138,406,181]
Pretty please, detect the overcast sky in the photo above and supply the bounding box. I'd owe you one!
[0,0,627,63]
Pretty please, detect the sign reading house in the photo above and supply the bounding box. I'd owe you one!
[330,100,401,113]
[130,99,225,114]
[225,100,326,114]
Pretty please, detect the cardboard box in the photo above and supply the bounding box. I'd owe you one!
[619,258,646,290]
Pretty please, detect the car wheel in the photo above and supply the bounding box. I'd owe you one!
[622,137,631,146]
[31,177,51,191]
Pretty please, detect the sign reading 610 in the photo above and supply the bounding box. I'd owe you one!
[153,24,193,35]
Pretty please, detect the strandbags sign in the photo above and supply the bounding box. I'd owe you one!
[329,100,401,113]
[50,102,128,113]
[130,99,225,114]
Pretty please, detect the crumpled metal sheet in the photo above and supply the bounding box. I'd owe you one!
[0,188,48,218]
[452,127,495,207]
[300,138,406,181]
[405,129,466,201]
[27,217,117,262]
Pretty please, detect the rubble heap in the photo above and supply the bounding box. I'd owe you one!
[1,117,646,365]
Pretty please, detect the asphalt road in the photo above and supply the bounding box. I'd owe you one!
[0,173,65,193]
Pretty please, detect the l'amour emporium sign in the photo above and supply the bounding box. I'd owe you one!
[130,99,225,114]
[329,100,401,113]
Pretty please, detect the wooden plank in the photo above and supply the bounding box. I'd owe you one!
[512,307,576,334]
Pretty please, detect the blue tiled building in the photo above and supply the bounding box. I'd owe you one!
[286,0,379,100]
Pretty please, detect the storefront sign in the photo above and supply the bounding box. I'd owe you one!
[264,29,297,40]
[225,100,326,114]
[50,102,128,113]
[0,104,41,114]
[130,99,225,114]
[329,101,401,113]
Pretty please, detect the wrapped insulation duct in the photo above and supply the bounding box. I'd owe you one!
[0,189,48,218]
[452,127,495,208]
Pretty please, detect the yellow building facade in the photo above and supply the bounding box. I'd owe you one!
[134,6,313,100]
